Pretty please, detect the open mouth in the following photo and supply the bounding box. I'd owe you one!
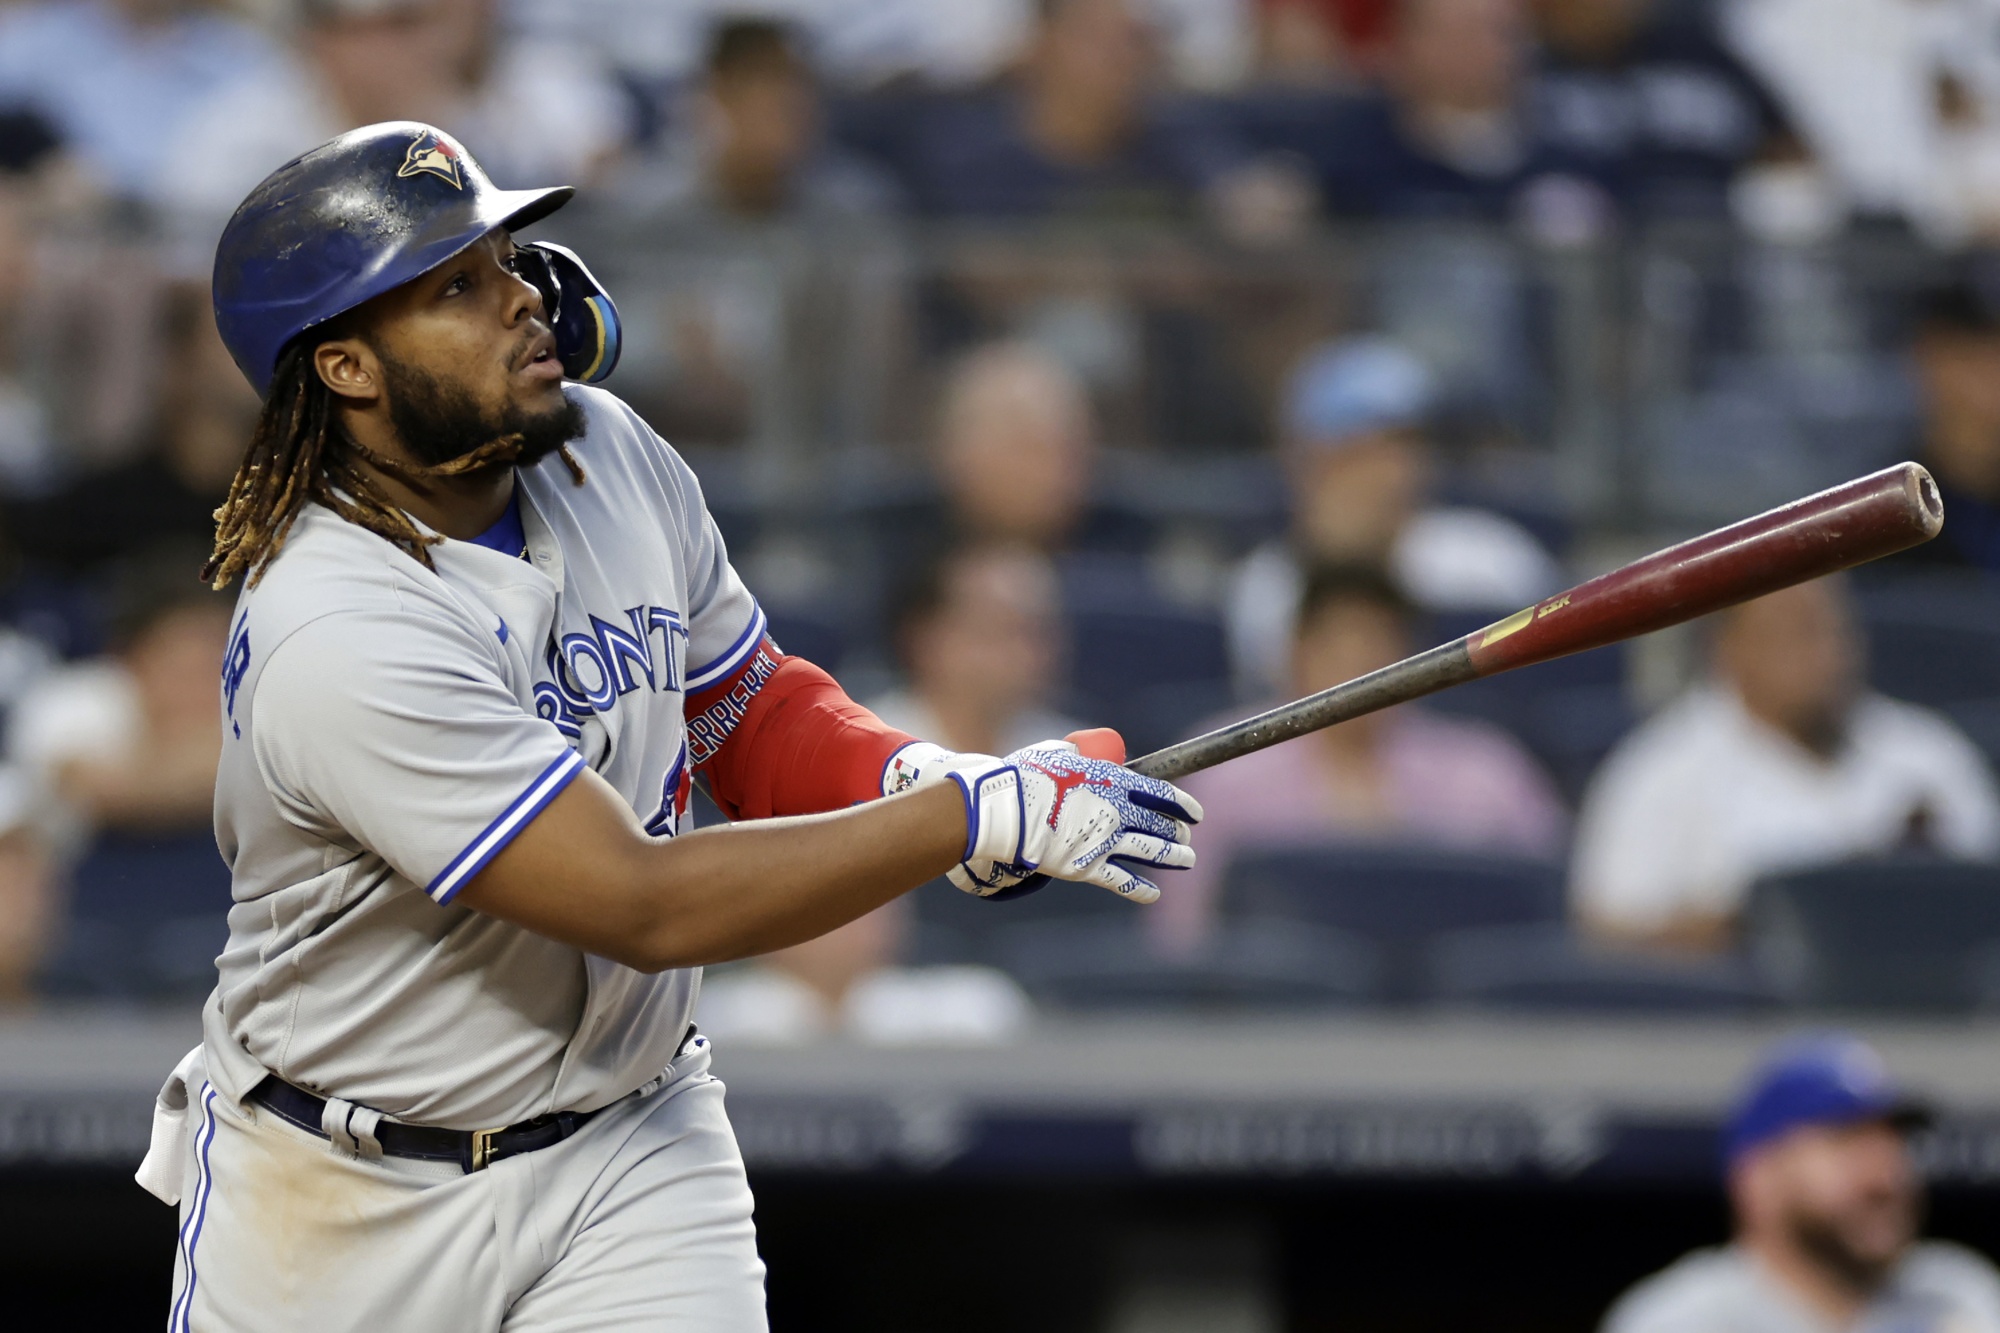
[518,331,561,378]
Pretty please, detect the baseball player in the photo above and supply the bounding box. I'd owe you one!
[133,122,1201,1331]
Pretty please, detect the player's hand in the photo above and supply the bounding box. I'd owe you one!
[883,736,1202,903]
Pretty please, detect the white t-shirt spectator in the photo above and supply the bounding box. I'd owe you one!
[1603,1242,2000,1333]
[154,40,629,268]
[1724,0,2000,243]
[1571,684,2000,935]
[0,0,281,197]
[1226,508,1565,698]
[502,0,1249,91]
[8,658,135,782]
[7,656,133,844]
[696,962,1031,1047]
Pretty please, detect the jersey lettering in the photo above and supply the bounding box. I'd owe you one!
[221,612,251,740]
[532,603,690,739]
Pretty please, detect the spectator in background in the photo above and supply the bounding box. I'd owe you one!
[1158,563,1565,953]
[156,0,628,256]
[1528,0,1797,225]
[860,0,1255,222]
[1572,578,2000,954]
[613,18,896,222]
[0,770,54,1005]
[9,545,232,838]
[1603,1033,2000,1333]
[0,169,54,491]
[1304,0,1557,221]
[7,286,256,573]
[0,0,280,202]
[1901,262,2000,575]
[1725,0,2000,245]
[935,340,1097,553]
[714,542,1052,1042]
[1228,335,1562,698]
[694,889,1033,1047]
[1254,0,1389,84]
[867,541,1081,756]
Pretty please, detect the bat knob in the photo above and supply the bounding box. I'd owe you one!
[1065,727,1127,764]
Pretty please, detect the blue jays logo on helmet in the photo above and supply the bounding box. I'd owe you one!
[398,129,463,189]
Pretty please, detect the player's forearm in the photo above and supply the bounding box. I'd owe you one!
[459,767,966,972]
[621,783,966,969]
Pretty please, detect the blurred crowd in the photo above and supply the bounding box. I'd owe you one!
[2,0,2000,1026]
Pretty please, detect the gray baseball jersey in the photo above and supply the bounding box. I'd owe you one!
[1602,1242,2000,1333]
[196,385,766,1129]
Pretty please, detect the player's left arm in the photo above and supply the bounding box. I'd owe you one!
[682,632,1129,822]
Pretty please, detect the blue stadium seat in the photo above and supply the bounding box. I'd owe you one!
[1745,859,2000,1013]
[993,916,1381,1012]
[1420,614,1631,798]
[1222,844,1565,1000]
[906,873,1136,968]
[1944,699,2000,779]
[1518,682,1636,804]
[1059,553,1230,740]
[1115,679,1238,758]
[42,829,231,999]
[764,605,846,675]
[1855,578,2000,708]
[1425,924,1776,1013]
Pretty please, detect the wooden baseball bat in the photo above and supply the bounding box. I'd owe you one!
[1126,462,1945,784]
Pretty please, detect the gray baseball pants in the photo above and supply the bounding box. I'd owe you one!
[161,1042,767,1331]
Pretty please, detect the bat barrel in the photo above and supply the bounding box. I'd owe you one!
[1128,462,1942,783]
[1463,461,1941,678]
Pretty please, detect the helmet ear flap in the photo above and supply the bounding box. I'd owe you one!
[516,241,622,384]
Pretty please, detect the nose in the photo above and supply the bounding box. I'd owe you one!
[505,263,545,327]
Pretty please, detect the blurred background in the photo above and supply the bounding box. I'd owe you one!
[13,0,2000,1328]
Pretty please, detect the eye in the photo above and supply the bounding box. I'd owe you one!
[443,272,469,296]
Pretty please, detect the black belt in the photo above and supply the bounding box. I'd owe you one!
[247,1027,698,1173]
[250,1076,602,1172]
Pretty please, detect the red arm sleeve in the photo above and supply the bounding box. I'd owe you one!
[683,636,917,822]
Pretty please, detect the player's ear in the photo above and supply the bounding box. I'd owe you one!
[312,337,380,404]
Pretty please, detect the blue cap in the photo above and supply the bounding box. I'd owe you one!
[1280,335,1437,448]
[1724,1033,1929,1167]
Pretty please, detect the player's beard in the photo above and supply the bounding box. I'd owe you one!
[375,344,586,475]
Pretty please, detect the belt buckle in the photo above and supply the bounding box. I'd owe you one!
[468,1126,505,1172]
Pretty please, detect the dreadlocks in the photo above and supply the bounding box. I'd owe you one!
[203,341,587,590]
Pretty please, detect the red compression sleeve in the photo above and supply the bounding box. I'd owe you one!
[684,636,916,822]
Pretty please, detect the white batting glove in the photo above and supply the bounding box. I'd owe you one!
[883,740,1202,903]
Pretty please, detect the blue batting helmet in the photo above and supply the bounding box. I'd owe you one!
[212,122,573,398]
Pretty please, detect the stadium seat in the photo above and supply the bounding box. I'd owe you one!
[41,829,231,1000]
[1745,859,2000,1012]
[1517,682,1636,804]
[1942,699,2000,777]
[992,916,1381,1012]
[1419,615,1631,799]
[1222,845,1566,1000]
[764,604,847,675]
[1425,923,1777,1013]
[1060,554,1231,743]
[1855,577,2000,709]
[1113,678,1238,758]
[905,873,1136,968]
